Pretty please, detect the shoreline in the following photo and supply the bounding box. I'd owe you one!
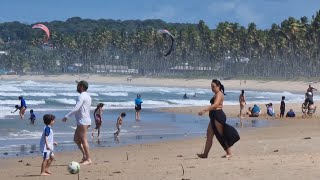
[1,74,318,93]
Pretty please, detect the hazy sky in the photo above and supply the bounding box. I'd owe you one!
[1,0,319,29]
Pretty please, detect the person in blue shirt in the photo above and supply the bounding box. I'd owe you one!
[250,104,261,117]
[29,109,36,125]
[286,109,296,118]
[18,96,27,119]
[135,94,143,120]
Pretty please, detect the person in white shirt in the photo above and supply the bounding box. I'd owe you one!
[62,80,92,165]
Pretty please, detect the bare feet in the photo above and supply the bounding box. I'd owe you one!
[80,156,86,163]
[40,172,51,176]
[80,159,92,165]
[45,170,52,174]
[197,153,208,158]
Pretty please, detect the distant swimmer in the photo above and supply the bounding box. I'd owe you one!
[18,96,27,119]
[183,93,188,99]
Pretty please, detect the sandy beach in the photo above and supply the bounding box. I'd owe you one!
[1,74,318,92]
[1,74,320,179]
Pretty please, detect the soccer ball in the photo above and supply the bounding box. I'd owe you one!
[67,161,80,174]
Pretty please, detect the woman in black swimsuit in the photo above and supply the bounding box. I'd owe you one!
[197,79,240,158]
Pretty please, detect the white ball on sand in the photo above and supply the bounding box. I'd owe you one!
[67,161,80,174]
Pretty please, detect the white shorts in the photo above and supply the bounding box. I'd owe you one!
[42,151,54,160]
[77,119,91,126]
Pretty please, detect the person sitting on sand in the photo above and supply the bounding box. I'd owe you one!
[286,109,296,118]
[266,103,275,117]
[246,107,252,116]
[250,104,261,117]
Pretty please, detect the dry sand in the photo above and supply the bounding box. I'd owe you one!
[1,74,320,179]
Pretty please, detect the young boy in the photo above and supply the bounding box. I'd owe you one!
[29,109,36,125]
[280,96,285,118]
[40,114,57,176]
[114,112,126,137]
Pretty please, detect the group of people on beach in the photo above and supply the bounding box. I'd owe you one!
[37,80,146,175]
[238,84,318,119]
[240,93,296,118]
[11,96,36,124]
[38,79,243,175]
[17,79,319,176]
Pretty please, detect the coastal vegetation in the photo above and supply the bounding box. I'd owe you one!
[1,10,320,79]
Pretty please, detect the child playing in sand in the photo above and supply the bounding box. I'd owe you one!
[29,109,36,125]
[114,112,126,137]
[40,114,57,176]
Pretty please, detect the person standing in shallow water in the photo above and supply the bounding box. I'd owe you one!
[280,96,285,118]
[92,103,104,138]
[18,96,27,119]
[239,90,246,117]
[197,79,240,158]
[135,94,143,120]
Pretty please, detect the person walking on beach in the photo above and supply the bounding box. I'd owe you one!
[29,109,36,125]
[92,103,104,138]
[18,96,27,119]
[280,96,286,118]
[197,79,240,158]
[40,114,57,176]
[62,80,92,165]
[135,94,143,120]
[114,112,126,137]
[239,90,246,117]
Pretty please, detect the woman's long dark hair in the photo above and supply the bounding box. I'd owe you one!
[94,103,104,114]
[212,79,226,95]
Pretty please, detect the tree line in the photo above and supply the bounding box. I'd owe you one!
[1,10,320,79]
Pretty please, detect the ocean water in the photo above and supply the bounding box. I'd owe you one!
[0,80,307,158]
